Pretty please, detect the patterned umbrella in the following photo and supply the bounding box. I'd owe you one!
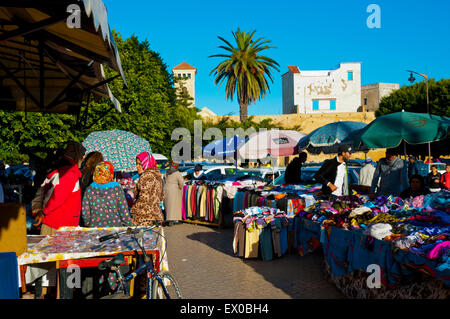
[297,121,368,154]
[83,130,152,172]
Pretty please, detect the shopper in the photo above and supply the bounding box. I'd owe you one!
[163,162,185,223]
[407,156,420,182]
[400,174,430,199]
[427,165,442,193]
[82,161,133,227]
[370,148,408,199]
[33,141,86,235]
[192,164,205,180]
[314,144,352,200]
[131,152,164,226]
[441,163,450,190]
[358,157,376,187]
[285,152,307,184]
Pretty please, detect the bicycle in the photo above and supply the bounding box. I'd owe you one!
[97,223,182,299]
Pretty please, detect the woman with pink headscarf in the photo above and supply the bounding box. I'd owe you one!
[131,152,164,225]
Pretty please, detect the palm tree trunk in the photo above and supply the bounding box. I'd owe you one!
[240,101,248,123]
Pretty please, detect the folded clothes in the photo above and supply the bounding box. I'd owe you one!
[364,223,393,240]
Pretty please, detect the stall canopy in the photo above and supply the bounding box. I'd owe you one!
[0,0,127,118]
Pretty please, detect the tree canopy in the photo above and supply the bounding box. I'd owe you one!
[0,31,200,165]
[209,29,279,123]
[376,78,450,118]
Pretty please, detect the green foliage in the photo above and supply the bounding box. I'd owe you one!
[376,78,450,118]
[209,29,280,122]
[0,30,201,164]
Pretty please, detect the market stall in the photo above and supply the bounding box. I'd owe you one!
[18,226,168,299]
[231,184,450,298]
[181,176,266,228]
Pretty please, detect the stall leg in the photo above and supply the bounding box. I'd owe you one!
[34,277,42,299]
[58,268,73,299]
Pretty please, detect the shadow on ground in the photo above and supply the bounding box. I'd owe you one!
[182,225,343,299]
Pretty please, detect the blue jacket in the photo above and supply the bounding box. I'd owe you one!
[371,157,408,196]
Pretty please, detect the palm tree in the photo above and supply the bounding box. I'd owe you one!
[209,29,280,123]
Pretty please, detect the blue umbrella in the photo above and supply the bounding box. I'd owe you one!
[297,121,368,154]
[203,136,246,158]
[83,129,152,172]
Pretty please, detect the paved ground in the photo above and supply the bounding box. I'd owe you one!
[163,223,344,299]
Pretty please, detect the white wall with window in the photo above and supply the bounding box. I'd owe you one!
[282,62,361,114]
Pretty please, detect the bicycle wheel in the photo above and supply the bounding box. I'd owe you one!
[151,271,182,299]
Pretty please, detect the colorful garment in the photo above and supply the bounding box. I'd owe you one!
[131,168,164,225]
[93,161,114,185]
[82,181,133,227]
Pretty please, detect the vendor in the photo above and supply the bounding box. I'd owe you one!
[370,148,408,199]
[314,144,352,200]
[400,174,430,199]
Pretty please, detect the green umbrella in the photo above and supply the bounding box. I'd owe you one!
[352,111,450,149]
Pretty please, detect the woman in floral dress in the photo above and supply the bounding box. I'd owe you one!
[131,152,164,225]
[82,161,133,227]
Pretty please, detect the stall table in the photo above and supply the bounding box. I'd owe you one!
[17,226,168,299]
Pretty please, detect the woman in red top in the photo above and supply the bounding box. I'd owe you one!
[34,141,86,235]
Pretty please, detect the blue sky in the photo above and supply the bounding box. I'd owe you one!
[104,0,450,116]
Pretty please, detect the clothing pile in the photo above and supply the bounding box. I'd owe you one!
[232,184,320,217]
[232,207,293,260]
[295,190,450,284]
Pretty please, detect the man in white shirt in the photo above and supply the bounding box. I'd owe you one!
[359,158,376,187]
[314,144,352,200]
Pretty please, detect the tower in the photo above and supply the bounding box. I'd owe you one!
[172,61,197,108]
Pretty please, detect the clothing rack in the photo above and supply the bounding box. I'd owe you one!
[181,181,225,228]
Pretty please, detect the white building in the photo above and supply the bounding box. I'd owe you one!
[282,62,361,114]
[172,61,197,108]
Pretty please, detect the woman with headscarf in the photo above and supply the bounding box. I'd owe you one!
[82,161,133,227]
[131,152,164,225]
[33,141,86,235]
[163,162,184,223]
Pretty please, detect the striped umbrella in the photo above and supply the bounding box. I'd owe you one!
[83,129,152,172]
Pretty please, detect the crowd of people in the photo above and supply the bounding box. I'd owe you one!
[1,140,449,234]
[28,141,184,234]
[307,145,450,201]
